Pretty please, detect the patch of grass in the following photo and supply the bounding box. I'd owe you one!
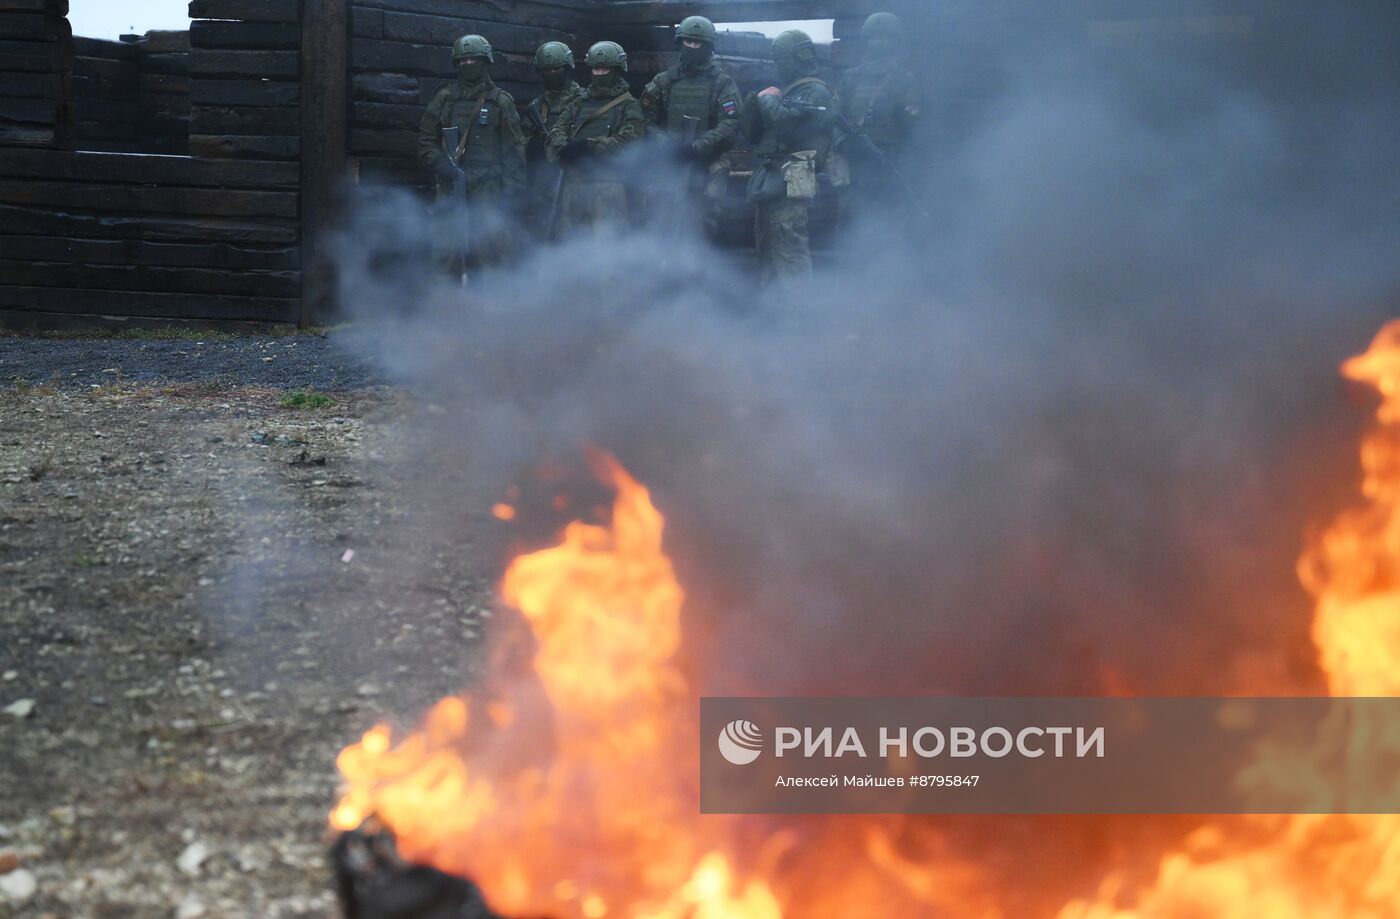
[280,389,335,410]
[8,377,58,396]
[118,327,235,341]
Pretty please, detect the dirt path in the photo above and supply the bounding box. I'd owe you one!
[0,375,494,919]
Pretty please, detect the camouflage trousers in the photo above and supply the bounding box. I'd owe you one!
[432,180,512,279]
[559,177,629,232]
[525,162,565,239]
[754,197,812,289]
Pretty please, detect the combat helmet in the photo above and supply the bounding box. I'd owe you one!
[452,34,494,64]
[534,40,575,70]
[862,12,903,40]
[675,15,717,45]
[585,40,628,72]
[772,29,816,62]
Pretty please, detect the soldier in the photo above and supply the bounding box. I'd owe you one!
[836,12,922,195]
[522,41,585,237]
[638,15,742,222]
[418,34,527,275]
[418,34,526,204]
[546,41,645,233]
[739,30,835,289]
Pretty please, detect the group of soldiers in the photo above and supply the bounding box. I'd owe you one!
[417,13,917,289]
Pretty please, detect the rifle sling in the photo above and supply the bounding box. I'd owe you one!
[781,76,826,98]
[570,93,630,140]
[452,87,491,161]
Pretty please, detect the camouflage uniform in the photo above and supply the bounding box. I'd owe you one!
[418,76,526,203]
[836,13,921,193]
[418,37,526,277]
[546,44,644,232]
[741,33,834,289]
[640,61,742,160]
[523,80,586,234]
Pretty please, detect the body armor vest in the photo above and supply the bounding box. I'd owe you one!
[655,67,720,136]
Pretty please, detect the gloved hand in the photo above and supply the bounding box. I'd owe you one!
[433,156,460,183]
[559,139,591,164]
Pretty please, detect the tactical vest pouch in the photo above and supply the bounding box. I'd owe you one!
[782,150,819,200]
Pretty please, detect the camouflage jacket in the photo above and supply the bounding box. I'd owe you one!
[545,81,645,179]
[418,76,527,197]
[639,61,742,160]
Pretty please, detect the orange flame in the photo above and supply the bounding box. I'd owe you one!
[333,321,1400,918]
[1058,321,1400,918]
[332,452,801,917]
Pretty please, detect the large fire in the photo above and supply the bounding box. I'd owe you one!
[1059,321,1400,918]
[332,323,1400,918]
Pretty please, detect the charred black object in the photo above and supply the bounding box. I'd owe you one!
[332,824,501,919]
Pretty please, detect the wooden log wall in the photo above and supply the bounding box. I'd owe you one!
[127,31,192,155]
[72,38,141,152]
[348,0,589,190]
[71,32,190,154]
[0,0,74,148]
[189,0,303,161]
[0,148,302,323]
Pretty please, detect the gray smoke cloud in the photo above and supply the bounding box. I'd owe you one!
[333,5,1400,706]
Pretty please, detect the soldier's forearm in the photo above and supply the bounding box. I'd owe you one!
[698,120,739,154]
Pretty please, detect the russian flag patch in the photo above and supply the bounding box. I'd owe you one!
[722,100,738,116]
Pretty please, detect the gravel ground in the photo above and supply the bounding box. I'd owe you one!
[0,334,379,390]
[0,338,499,919]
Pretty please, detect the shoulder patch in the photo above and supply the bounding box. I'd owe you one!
[721,99,738,116]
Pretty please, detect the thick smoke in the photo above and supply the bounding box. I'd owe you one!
[335,4,1400,704]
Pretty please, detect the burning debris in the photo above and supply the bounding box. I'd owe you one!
[327,322,1400,918]
[1055,321,1400,918]
[332,822,503,919]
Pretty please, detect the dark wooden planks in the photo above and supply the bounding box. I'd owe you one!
[0,1,70,15]
[599,0,881,26]
[0,37,74,71]
[189,133,299,158]
[0,235,299,269]
[0,180,298,218]
[188,49,298,78]
[0,260,300,297]
[189,3,303,162]
[0,137,302,323]
[351,0,590,30]
[0,203,298,244]
[0,149,299,187]
[300,0,347,325]
[190,78,299,106]
[0,70,67,98]
[186,0,300,23]
[0,11,70,41]
[0,3,74,147]
[190,20,301,50]
[71,37,141,151]
[0,286,298,322]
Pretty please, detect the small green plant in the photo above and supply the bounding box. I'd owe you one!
[280,389,334,409]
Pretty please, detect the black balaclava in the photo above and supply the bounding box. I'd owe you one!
[540,68,570,91]
[591,68,625,95]
[457,59,487,84]
[680,41,713,70]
